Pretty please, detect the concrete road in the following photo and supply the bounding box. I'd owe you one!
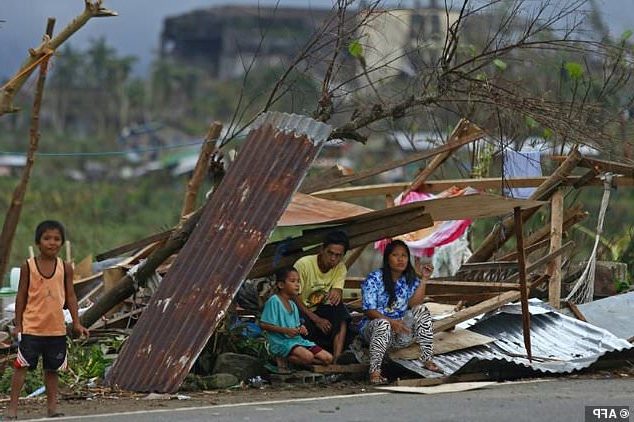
[23,378,634,422]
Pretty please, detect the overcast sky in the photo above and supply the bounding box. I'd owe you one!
[1,0,632,78]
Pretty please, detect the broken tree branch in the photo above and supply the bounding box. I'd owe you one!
[0,0,117,115]
[0,19,55,282]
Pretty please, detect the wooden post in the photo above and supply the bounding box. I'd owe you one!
[547,189,563,308]
[180,122,223,218]
[513,206,532,362]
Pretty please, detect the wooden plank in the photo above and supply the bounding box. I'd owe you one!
[260,202,427,259]
[502,241,574,283]
[496,204,586,261]
[551,155,634,177]
[181,122,222,217]
[389,329,494,359]
[376,382,498,394]
[565,301,587,322]
[433,275,548,333]
[513,206,532,362]
[310,176,634,200]
[309,364,368,374]
[95,230,172,262]
[425,280,519,295]
[547,189,563,309]
[302,126,486,193]
[346,278,521,294]
[404,119,485,196]
[250,213,434,278]
[395,373,490,387]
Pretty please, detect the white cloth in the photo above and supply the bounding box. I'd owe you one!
[503,150,542,199]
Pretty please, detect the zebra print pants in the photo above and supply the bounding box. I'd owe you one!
[361,304,434,373]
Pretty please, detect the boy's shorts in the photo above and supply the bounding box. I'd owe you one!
[15,335,67,372]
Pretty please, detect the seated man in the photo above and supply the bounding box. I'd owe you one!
[293,230,351,362]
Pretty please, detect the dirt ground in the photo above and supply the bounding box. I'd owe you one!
[0,379,369,419]
[1,367,632,420]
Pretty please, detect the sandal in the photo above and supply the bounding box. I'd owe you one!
[369,371,389,385]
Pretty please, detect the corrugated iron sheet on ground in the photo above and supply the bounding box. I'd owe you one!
[107,112,331,393]
[396,300,633,378]
[578,291,634,341]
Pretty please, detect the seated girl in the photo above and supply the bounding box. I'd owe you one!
[260,267,333,372]
[360,240,441,384]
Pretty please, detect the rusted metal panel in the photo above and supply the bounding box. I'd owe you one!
[107,112,331,392]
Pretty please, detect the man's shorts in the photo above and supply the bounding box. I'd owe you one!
[15,335,67,372]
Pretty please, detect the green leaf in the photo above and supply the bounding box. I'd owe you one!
[542,127,554,140]
[564,61,584,81]
[493,58,507,71]
[525,116,538,129]
[621,29,633,41]
[475,72,487,81]
[348,40,364,59]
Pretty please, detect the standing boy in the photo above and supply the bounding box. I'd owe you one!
[7,220,89,419]
[293,230,351,362]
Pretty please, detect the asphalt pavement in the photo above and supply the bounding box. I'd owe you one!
[21,377,634,422]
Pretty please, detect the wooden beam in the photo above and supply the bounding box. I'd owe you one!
[547,189,563,309]
[181,122,222,218]
[513,207,532,362]
[95,230,172,261]
[425,280,520,295]
[309,364,368,374]
[433,275,548,333]
[565,301,587,322]
[302,124,485,193]
[404,119,485,196]
[502,241,574,283]
[468,148,582,263]
[395,373,491,387]
[249,213,434,278]
[551,155,634,177]
[310,175,634,201]
[495,204,587,261]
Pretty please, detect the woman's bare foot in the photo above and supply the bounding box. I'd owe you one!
[423,360,441,373]
[369,370,388,385]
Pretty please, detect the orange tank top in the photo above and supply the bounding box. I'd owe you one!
[22,257,66,336]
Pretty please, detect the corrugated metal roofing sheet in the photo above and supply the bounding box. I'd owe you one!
[395,300,633,378]
[107,112,331,393]
[578,291,634,341]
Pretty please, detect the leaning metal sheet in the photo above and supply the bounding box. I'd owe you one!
[107,112,331,392]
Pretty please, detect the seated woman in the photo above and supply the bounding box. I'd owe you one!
[260,267,333,373]
[360,240,440,384]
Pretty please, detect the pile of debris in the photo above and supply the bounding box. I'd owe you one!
[18,112,630,394]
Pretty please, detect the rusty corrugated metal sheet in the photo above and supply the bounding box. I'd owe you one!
[107,112,331,392]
